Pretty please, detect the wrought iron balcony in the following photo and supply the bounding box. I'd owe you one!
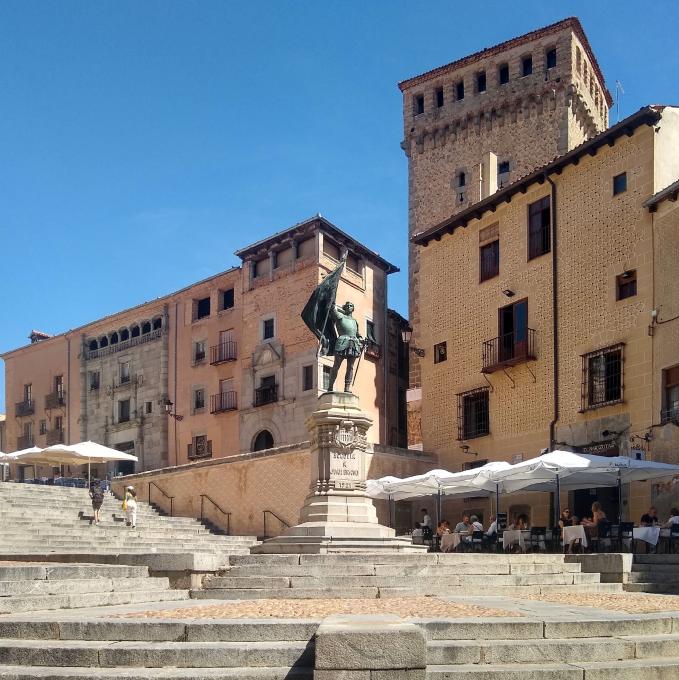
[45,392,65,409]
[482,328,536,373]
[17,434,34,449]
[210,391,238,414]
[15,400,34,417]
[46,429,65,446]
[254,385,278,407]
[661,407,679,425]
[210,341,237,365]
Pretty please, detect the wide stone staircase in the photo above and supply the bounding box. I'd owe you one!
[0,562,188,615]
[1,607,679,678]
[193,552,623,600]
[0,482,258,560]
[625,554,679,594]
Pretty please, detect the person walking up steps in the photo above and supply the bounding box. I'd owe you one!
[89,481,104,525]
[123,486,137,528]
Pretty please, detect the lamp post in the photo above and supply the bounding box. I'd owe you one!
[401,325,425,358]
[164,399,183,422]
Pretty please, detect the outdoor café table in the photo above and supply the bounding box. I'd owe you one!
[633,526,661,548]
[562,525,588,551]
[441,532,466,552]
[502,529,530,552]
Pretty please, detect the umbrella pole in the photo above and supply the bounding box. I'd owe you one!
[617,470,623,525]
[555,474,561,530]
[88,460,91,486]
[388,494,393,529]
[437,488,442,526]
[495,484,500,519]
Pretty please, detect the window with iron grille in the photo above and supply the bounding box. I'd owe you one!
[662,365,679,424]
[194,388,205,411]
[616,270,637,300]
[528,196,551,259]
[457,388,490,440]
[188,435,212,459]
[480,240,499,281]
[39,420,47,435]
[434,341,447,364]
[581,344,624,411]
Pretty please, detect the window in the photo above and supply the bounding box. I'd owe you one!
[322,239,341,260]
[366,320,376,343]
[253,430,274,452]
[145,401,153,414]
[255,375,278,406]
[141,321,151,334]
[194,340,206,363]
[435,86,444,108]
[194,388,205,411]
[24,384,32,403]
[39,420,47,435]
[576,46,581,74]
[130,325,140,338]
[613,172,627,196]
[456,80,464,100]
[262,318,275,340]
[99,336,109,348]
[546,48,557,69]
[88,339,98,352]
[582,344,624,410]
[498,63,509,85]
[497,160,510,188]
[457,171,466,188]
[464,458,489,471]
[663,366,679,423]
[54,416,63,431]
[322,365,332,391]
[457,388,490,440]
[528,196,551,259]
[195,297,211,320]
[414,94,424,115]
[480,240,500,282]
[434,341,447,364]
[189,435,212,459]
[221,288,234,310]
[302,365,314,391]
[54,375,64,397]
[110,332,119,345]
[346,252,361,274]
[118,399,131,423]
[152,317,162,330]
[522,55,533,76]
[120,328,130,341]
[616,270,637,301]
[119,362,130,384]
[494,299,531,366]
[89,371,100,391]
[476,71,486,93]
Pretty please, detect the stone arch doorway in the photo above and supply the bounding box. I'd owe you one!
[252,430,274,452]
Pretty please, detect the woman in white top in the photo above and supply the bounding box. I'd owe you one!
[665,508,679,528]
[124,486,138,528]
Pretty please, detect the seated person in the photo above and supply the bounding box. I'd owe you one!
[485,514,498,537]
[571,515,581,526]
[411,524,423,538]
[558,509,572,530]
[664,508,679,528]
[647,507,660,525]
[640,513,654,527]
[581,501,607,537]
[469,515,483,533]
[453,513,471,533]
[509,514,530,530]
[436,521,451,537]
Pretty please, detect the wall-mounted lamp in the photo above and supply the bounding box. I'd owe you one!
[601,429,621,438]
[502,289,515,298]
[460,444,478,456]
[164,399,184,422]
[401,326,425,358]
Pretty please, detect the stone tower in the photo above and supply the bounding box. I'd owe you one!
[400,17,610,446]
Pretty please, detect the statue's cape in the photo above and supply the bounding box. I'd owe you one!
[301,258,345,356]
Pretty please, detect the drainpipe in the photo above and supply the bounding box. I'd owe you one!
[546,175,559,451]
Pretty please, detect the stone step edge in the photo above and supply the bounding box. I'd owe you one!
[0,666,313,679]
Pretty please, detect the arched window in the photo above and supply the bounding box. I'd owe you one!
[253,430,274,452]
[130,325,140,338]
[110,332,119,345]
[99,336,109,348]
[152,317,162,330]
[120,328,130,341]
[88,339,98,351]
[141,321,151,335]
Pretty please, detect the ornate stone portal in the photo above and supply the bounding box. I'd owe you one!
[251,392,423,553]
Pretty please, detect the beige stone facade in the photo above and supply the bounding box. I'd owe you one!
[400,18,610,446]
[2,217,408,477]
[413,106,679,525]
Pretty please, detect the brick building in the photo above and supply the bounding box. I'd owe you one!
[412,105,679,524]
[399,17,611,447]
[1,216,408,477]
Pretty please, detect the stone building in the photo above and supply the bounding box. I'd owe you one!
[1,217,407,477]
[399,17,611,447]
[412,105,679,524]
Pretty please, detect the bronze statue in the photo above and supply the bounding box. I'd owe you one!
[301,257,364,393]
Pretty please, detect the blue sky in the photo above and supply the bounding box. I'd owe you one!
[1,1,678,413]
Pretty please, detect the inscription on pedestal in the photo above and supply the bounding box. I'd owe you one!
[330,450,361,490]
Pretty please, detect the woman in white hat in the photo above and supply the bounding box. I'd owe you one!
[123,486,138,528]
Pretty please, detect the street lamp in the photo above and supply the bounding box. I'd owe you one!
[400,325,425,357]
[164,399,183,421]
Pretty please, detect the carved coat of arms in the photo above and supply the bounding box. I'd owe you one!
[334,422,357,449]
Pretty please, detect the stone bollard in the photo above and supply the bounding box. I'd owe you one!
[314,614,426,679]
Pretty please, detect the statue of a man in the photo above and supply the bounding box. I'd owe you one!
[327,301,364,392]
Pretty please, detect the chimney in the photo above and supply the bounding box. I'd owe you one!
[479,151,498,200]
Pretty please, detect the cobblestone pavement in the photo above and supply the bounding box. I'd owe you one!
[118,597,520,620]
[523,591,679,613]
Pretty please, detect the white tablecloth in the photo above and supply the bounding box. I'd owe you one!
[502,529,530,551]
[633,526,661,546]
[441,532,467,552]
[562,524,588,549]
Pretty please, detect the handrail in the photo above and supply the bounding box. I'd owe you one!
[148,481,174,517]
[262,509,291,539]
[200,494,231,535]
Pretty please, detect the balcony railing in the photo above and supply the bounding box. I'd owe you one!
[86,328,162,360]
[15,400,34,417]
[254,385,278,407]
[46,429,65,446]
[210,391,238,414]
[210,341,237,365]
[45,392,65,409]
[482,328,536,373]
[661,407,679,425]
[17,434,34,449]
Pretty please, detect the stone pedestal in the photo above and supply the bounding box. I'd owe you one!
[252,392,423,553]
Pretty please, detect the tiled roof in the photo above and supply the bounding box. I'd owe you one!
[412,106,664,246]
[398,17,612,106]
[643,178,679,212]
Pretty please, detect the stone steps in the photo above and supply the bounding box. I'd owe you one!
[0,667,313,679]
